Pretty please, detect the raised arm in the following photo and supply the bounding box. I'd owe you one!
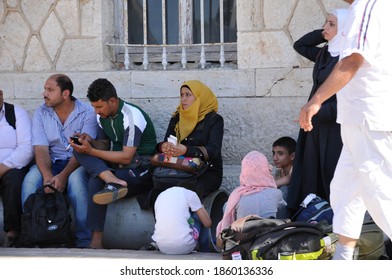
[293,29,326,62]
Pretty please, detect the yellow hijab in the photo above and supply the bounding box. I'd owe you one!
[174,80,218,142]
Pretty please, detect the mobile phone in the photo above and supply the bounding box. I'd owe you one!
[168,135,177,145]
[70,136,82,145]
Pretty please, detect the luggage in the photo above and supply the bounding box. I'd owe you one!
[17,185,74,248]
[220,215,289,260]
[355,216,388,260]
[291,193,333,227]
[219,215,332,260]
[249,221,326,260]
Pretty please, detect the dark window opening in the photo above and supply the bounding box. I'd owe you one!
[127,0,237,45]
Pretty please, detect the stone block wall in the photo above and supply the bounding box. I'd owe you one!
[0,0,350,192]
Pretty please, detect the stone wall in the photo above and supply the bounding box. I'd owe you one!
[0,0,350,191]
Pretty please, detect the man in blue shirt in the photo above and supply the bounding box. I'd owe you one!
[21,74,98,248]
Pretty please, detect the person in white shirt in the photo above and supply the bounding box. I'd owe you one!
[299,0,392,260]
[152,186,212,255]
[0,89,34,247]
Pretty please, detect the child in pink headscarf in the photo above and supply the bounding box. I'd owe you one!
[216,151,286,247]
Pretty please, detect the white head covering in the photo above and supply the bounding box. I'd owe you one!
[327,9,349,57]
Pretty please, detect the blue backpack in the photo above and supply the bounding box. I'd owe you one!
[291,194,333,228]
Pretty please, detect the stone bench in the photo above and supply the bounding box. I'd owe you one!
[0,188,229,251]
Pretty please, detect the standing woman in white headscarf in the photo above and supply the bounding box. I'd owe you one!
[286,9,349,215]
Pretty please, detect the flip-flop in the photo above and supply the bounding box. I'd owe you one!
[93,182,128,205]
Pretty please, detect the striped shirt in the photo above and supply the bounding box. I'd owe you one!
[97,99,157,155]
[337,0,392,131]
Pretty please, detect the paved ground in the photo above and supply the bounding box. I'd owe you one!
[0,248,223,279]
[0,247,222,260]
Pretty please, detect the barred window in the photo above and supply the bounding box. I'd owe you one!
[111,0,237,70]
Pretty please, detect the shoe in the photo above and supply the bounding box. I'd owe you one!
[93,182,128,205]
[140,242,159,251]
[3,235,18,248]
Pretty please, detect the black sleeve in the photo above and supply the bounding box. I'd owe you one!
[184,113,224,161]
[293,29,327,62]
[318,95,338,123]
[156,114,178,152]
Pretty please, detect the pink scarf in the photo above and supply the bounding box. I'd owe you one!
[216,151,277,236]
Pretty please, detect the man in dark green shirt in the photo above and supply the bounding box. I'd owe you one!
[72,78,157,249]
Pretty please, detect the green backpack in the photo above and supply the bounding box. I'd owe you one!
[354,218,388,260]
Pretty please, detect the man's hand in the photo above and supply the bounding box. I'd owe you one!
[44,173,67,193]
[299,99,321,132]
[70,136,93,155]
[298,53,364,132]
[75,133,93,143]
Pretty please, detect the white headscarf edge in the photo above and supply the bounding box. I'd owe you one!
[327,9,349,57]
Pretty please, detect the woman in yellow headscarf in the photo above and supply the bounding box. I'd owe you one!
[157,80,224,198]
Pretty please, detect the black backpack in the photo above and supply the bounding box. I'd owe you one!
[17,185,74,248]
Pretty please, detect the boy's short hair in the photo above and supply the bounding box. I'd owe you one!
[273,136,296,155]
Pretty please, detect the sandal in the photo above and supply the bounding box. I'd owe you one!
[93,182,128,205]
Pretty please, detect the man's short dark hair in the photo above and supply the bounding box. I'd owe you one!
[51,74,74,99]
[87,78,118,102]
[273,136,296,155]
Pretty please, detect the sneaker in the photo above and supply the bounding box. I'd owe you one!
[93,182,128,205]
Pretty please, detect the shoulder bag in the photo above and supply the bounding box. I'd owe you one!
[150,146,209,191]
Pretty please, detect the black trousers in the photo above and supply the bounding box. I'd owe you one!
[0,167,29,233]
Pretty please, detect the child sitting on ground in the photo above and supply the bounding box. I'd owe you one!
[272,136,296,202]
[151,186,212,255]
[215,151,286,248]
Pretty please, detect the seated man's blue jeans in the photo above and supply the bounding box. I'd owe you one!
[21,162,91,248]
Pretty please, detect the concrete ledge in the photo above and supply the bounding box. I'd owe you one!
[0,188,229,251]
[103,188,228,251]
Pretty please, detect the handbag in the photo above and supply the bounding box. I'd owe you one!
[150,146,210,191]
[150,154,205,174]
[150,146,209,174]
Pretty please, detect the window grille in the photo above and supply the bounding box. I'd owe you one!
[109,0,237,70]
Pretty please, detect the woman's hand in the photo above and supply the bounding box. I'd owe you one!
[161,142,187,157]
[161,142,174,155]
